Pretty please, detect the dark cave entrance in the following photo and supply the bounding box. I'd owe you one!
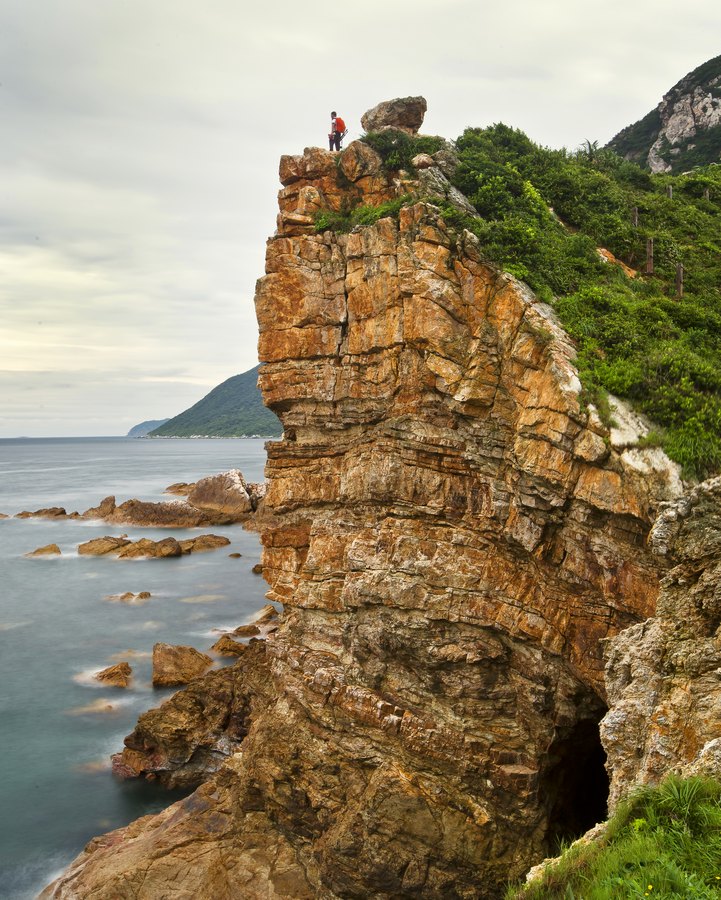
[540,716,610,852]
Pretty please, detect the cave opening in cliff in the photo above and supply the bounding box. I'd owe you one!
[540,716,609,851]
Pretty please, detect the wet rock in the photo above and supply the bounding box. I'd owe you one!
[78,536,132,556]
[232,623,261,638]
[151,643,213,687]
[164,481,195,495]
[16,507,68,519]
[228,552,243,558]
[117,538,183,559]
[253,604,278,626]
[209,634,246,656]
[81,496,116,519]
[94,662,132,688]
[178,534,231,554]
[66,698,119,716]
[251,563,264,575]
[26,543,62,557]
[105,591,152,605]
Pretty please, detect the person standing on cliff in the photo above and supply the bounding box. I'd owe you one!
[328,111,346,152]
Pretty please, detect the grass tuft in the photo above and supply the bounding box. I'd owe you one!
[506,776,721,899]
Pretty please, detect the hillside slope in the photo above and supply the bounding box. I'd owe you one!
[607,54,721,172]
[127,418,169,437]
[150,366,281,437]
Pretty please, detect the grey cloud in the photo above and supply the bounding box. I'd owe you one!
[1,0,720,435]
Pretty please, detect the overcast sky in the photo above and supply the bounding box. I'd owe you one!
[1,0,719,437]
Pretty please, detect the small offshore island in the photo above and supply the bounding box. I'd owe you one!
[43,81,721,899]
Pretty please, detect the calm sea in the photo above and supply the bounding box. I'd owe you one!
[0,437,269,899]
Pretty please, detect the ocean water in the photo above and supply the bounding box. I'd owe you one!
[0,438,270,898]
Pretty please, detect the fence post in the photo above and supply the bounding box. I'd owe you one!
[666,185,673,199]
[704,187,710,201]
[646,238,654,275]
[632,206,639,227]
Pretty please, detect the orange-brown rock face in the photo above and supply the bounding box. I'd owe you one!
[247,150,676,895]
[43,142,680,900]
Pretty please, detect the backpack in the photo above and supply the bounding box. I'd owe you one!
[335,116,346,134]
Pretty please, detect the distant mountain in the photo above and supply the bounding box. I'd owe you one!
[607,55,721,172]
[149,366,282,438]
[127,419,170,438]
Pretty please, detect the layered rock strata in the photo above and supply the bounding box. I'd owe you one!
[44,127,683,898]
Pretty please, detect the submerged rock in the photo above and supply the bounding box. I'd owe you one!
[105,591,152,605]
[151,643,213,687]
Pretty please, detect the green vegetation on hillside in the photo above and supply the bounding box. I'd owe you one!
[443,124,721,478]
[314,195,412,233]
[313,123,721,477]
[150,366,281,438]
[507,776,721,899]
[360,129,446,170]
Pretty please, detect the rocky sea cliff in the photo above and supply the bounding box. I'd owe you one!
[43,99,721,899]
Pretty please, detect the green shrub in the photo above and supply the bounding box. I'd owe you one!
[448,123,721,478]
[360,130,446,171]
[314,195,412,234]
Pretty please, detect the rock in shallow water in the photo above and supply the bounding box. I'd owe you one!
[25,543,62,557]
[151,643,213,687]
[94,662,132,688]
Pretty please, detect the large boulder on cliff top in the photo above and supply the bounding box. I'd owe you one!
[361,96,427,134]
[151,643,213,687]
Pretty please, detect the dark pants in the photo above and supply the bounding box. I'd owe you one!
[329,130,342,152]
